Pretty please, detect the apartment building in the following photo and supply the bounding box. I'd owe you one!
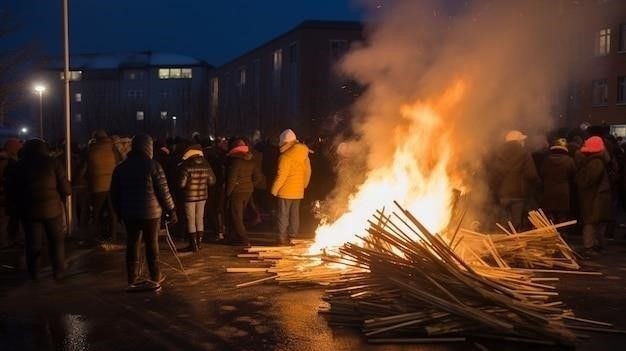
[42,51,211,142]
[208,20,364,140]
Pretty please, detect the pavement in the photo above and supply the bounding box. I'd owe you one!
[1,228,626,351]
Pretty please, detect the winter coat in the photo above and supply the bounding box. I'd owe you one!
[226,151,262,196]
[575,152,612,224]
[539,148,575,212]
[490,141,541,200]
[6,139,71,220]
[178,150,216,202]
[111,135,175,220]
[79,137,119,193]
[271,142,311,200]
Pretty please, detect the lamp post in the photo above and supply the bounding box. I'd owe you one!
[34,84,46,138]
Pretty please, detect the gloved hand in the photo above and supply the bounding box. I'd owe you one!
[166,210,178,225]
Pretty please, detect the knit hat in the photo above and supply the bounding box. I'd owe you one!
[549,138,568,152]
[279,129,297,146]
[580,136,605,154]
[504,130,527,142]
[94,129,108,139]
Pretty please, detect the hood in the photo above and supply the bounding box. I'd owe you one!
[22,138,48,158]
[182,147,204,160]
[131,134,154,159]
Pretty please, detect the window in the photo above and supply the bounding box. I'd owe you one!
[127,90,144,99]
[160,111,168,120]
[75,113,82,122]
[124,70,144,80]
[592,79,609,105]
[74,93,82,102]
[288,42,298,64]
[239,67,247,86]
[330,40,348,61]
[158,68,192,79]
[595,28,611,56]
[273,49,282,91]
[210,78,219,119]
[618,76,626,104]
[60,70,82,81]
[136,111,144,121]
[619,23,626,52]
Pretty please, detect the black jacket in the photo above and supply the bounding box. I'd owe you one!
[6,139,71,220]
[111,134,175,220]
[540,148,575,212]
[226,151,262,196]
[178,154,216,202]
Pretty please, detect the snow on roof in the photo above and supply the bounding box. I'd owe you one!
[49,51,209,70]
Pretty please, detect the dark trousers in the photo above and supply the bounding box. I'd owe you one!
[22,215,66,280]
[91,192,117,240]
[125,218,161,284]
[228,192,251,245]
[499,198,525,231]
[206,185,226,235]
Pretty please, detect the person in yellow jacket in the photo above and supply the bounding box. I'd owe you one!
[271,129,311,245]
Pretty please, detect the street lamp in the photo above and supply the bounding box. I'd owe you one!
[33,84,46,138]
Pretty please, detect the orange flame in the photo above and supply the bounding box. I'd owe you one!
[310,80,466,253]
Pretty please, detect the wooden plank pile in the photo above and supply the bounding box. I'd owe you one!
[454,210,580,270]
[318,202,616,345]
[227,240,365,288]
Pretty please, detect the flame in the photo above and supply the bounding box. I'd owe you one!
[310,81,466,253]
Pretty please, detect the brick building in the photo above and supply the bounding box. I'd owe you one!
[208,20,364,141]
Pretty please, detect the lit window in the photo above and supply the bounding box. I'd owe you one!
[158,68,170,79]
[170,68,181,79]
[273,49,282,91]
[239,67,247,86]
[617,76,626,104]
[75,113,82,122]
[60,70,82,81]
[159,68,192,79]
[619,23,626,52]
[75,93,82,102]
[160,111,168,120]
[595,28,611,56]
[136,111,144,121]
[592,79,608,105]
[273,49,282,72]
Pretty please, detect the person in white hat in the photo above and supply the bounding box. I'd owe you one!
[489,130,541,231]
[270,129,311,245]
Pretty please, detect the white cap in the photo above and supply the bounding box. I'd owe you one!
[505,130,527,142]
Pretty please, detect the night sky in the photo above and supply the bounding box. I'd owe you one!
[4,0,365,66]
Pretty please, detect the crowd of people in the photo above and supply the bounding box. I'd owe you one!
[1,124,625,291]
[0,128,316,292]
[487,127,626,259]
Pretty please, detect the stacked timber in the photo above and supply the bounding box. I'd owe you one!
[455,210,579,269]
[319,202,614,345]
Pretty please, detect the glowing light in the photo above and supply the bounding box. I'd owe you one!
[310,81,467,254]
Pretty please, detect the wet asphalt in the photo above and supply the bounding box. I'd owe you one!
[1,230,626,351]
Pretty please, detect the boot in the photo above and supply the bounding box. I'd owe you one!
[196,232,204,250]
[181,233,198,252]
[126,260,139,285]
